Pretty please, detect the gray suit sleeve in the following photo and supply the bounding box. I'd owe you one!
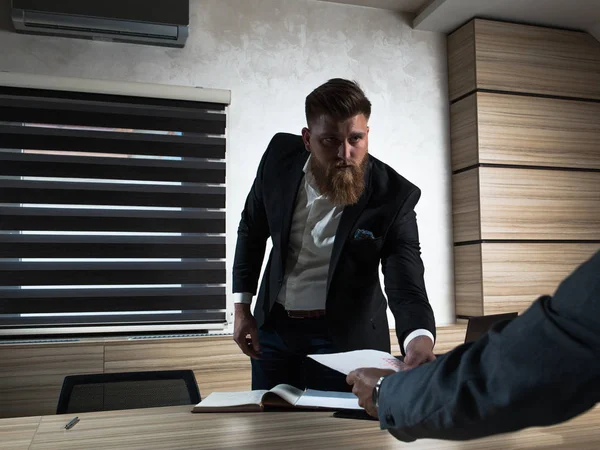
[378,250,600,441]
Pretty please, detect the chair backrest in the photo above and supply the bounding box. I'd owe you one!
[56,370,200,414]
[464,312,519,344]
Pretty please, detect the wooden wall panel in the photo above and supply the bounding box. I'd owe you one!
[481,243,600,315]
[0,344,104,418]
[454,244,483,317]
[448,19,600,323]
[433,325,468,353]
[479,167,600,240]
[478,93,600,170]
[448,19,600,102]
[452,168,480,243]
[474,20,600,100]
[450,93,479,171]
[448,20,476,102]
[450,92,600,172]
[390,324,467,355]
[104,337,252,395]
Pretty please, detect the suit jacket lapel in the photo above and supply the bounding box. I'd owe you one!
[279,148,309,273]
[326,158,373,296]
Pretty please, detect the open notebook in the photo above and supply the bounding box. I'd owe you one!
[192,384,361,413]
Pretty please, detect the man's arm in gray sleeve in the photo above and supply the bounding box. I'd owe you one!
[378,250,600,441]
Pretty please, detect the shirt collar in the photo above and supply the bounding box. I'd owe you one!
[303,154,321,194]
[303,153,311,174]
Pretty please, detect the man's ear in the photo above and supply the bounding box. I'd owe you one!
[301,127,311,152]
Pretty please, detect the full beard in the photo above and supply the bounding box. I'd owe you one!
[310,155,368,206]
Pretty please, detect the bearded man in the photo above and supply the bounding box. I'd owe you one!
[232,78,436,391]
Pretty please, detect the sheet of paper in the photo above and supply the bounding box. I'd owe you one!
[308,349,404,375]
[195,390,267,408]
[295,389,361,410]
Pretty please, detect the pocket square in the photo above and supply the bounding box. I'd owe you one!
[353,229,375,240]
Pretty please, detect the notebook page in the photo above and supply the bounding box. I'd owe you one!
[195,390,267,408]
[295,389,361,410]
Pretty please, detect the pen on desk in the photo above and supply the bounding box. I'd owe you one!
[64,416,80,430]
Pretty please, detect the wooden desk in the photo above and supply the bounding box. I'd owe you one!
[0,415,41,450]
[2,404,599,450]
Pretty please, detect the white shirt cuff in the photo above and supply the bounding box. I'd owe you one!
[233,292,253,304]
[403,329,435,354]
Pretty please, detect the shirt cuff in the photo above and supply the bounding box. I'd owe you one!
[233,292,253,304]
[403,329,434,354]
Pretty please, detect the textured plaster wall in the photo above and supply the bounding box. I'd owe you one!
[0,0,455,326]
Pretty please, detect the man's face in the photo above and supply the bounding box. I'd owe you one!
[301,113,369,206]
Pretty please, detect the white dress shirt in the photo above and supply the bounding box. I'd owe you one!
[234,155,433,352]
[275,155,343,311]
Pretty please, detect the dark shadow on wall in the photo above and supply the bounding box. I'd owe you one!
[393,11,415,28]
[0,0,14,32]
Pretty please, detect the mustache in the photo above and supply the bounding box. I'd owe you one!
[333,161,356,169]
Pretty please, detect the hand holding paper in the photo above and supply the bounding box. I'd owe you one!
[346,367,396,418]
[308,349,406,375]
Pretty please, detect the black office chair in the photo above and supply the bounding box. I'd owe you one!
[56,370,200,414]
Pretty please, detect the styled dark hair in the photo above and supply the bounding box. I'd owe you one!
[305,78,371,126]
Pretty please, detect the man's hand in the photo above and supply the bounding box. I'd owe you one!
[346,368,396,418]
[404,335,436,369]
[233,303,261,359]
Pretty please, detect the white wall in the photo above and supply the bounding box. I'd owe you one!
[0,0,455,326]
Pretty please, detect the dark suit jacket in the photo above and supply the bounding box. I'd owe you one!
[233,133,435,353]
[378,249,600,442]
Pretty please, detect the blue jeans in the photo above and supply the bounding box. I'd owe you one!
[251,303,351,392]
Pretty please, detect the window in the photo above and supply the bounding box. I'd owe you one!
[0,73,229,336]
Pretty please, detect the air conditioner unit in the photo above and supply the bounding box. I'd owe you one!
[11,0,189,48]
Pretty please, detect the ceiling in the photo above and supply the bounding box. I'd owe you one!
[316,0,428,14]
[414,0,600,38]
[316,0,600,41]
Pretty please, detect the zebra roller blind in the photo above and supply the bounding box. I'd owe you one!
[0,74,229,335]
